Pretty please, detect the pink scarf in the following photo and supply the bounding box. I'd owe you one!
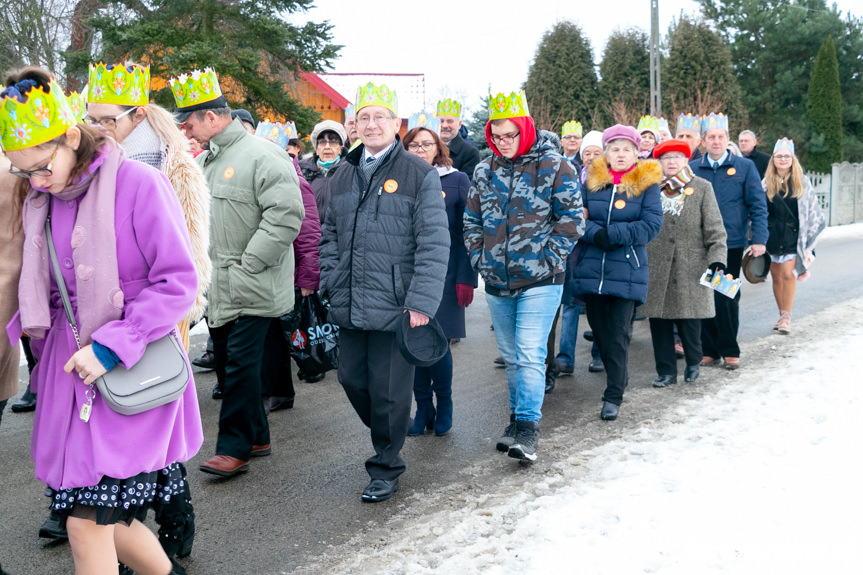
[19,143,123,345]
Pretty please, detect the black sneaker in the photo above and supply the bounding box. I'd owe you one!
[495,414,517,452]
[508,420,540,461]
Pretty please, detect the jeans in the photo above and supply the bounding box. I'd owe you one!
[486,284,562,422]
[555,303,583,368]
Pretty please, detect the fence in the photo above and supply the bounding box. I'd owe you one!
[804,163,863,226]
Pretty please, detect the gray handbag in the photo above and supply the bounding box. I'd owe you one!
[46,209,189,419]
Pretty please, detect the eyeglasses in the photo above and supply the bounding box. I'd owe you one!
[357,114,396,126]
[561,135,581,141]
[408,142,436,152]
[84,106,138,129]
[773,155,793,160]
[9,145,60,179]
[317,137,342,147]
[659,154,688,162]
[490,132,520,145]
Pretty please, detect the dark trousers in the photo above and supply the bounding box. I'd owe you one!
[261,318,295,400]
[583,294,636,406]
[211,316,272,460]
[413,348,453,402]
[649,318,702,376]
[702,247,743,359]
[338,328,415,481]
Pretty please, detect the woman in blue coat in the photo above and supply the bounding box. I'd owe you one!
[574,125,663,421]
[402,126,477,436]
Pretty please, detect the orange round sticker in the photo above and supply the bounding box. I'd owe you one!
[614,199,626,210]
[223,167,235,180]
[441,191,446,198]
[684,187,694,196]
[727,167,737,176]
[383,179,398,193]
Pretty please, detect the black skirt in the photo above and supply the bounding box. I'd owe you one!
[51,462,186,527]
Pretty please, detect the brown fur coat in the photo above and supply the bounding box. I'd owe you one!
[586,155,663,198]
[0,157,23,402]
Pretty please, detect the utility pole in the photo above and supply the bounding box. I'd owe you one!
[650,0,662,117]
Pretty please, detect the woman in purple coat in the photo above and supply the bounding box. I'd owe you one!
[2,68,200,575]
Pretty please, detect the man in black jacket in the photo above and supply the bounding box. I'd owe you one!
[319,83,449,502]
[738,130,771,178]
[437,98,480,181]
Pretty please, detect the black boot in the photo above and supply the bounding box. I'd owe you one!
[11,383,37,413]
[155,464,195,559]
[39,509,68,540]
[169,558,188,575]
[408,400,435,436]
[545,362,559,394]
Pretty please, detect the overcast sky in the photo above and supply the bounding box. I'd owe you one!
[300,0,858,118]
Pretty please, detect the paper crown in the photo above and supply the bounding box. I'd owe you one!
[65,91,87,122]
[773,138,795,155]
[254,120,298,149]
[436,99,462,118]
[408,110,441,133]
[0,80,76,152]
[344,103,355,119]
[169,68,223,110]
[489,90,530,121]
[88,63,150,107]
[637,115,660,136]
[676,113,701,134]
[658,117,670,133]
[561,120,583,138]
[702,112,729,134]
[356,83,397,115]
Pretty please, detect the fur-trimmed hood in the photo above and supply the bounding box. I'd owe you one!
[586,156,662,198]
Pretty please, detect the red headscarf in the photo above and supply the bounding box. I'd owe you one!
[485,116,537,160]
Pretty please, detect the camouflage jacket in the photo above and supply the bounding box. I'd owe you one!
[463,131,585,293]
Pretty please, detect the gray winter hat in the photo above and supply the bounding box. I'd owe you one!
[310,120,347,148]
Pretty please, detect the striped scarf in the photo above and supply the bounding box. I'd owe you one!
[660,165,695,217]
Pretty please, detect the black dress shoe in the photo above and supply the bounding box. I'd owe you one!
[652,375,678,388]
[303,371,325,383]
[361,478,399,502]
[583,330,594,342]
[11,386,37,413]
[493,356,505,366]
[263,396,294,415]
[684,365,700,383]
[39,509,68,539]
[600,401,619,421]
[211,383,223,400]
[192,350,215,370]
[554,358,574,375]
[588,359,605,373]
[544,363,558,394]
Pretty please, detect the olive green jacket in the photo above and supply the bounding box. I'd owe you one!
[199,119,304,327]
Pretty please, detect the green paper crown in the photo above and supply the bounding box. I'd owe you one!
[0,80,76,152]
[88,63,150,107]
[170,68,223,109]
[488,91,529,121]
[701,112,729,134]
[436,99,462,118]
[66,91,87,122]
[561,120,583,138]
[637,115,660,134]
[356,82,397,115]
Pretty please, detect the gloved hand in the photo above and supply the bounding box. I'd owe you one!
[708,262,725,275]
[456,284,474,307]
[593,229,619,252]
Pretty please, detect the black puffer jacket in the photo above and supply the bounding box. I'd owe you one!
[318,139,450,332]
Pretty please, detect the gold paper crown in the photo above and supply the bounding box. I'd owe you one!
[701,112,729,134]
[773,138,795,155]
[637,115,660,135]
[66,91,87,122]
[0,80,76,152]
[88,63,150,107]
[488,91,529,121]
[561,120,583,138]
[356,83,397,115]
[170,68,223,110]
[436,99,462,118]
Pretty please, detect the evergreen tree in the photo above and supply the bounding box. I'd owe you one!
[598,28,650,126]
[663,15,745,133]
[524,21,598,134]
[806,36,842,172]
[68,0,340,134]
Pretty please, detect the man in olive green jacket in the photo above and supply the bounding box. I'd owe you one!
[181,104,304,478]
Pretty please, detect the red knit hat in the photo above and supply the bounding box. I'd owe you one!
[652,138,692,160]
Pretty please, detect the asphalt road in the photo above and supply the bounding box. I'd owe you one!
[2,231,861,575]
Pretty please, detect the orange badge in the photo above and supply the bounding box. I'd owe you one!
[684,187,694,196]
[383,179,398,193]
[727,167,737,176]
[614,199,626,210]
[223,167,235,180]
[442,191,446,198]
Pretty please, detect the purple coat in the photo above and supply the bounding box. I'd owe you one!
[292,155,321,291]
[21,159,203,490]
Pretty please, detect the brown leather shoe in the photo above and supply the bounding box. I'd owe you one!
[199,455,249,477]
[701,356,722,366]
[724,357,740,370]
[251,444,271,457]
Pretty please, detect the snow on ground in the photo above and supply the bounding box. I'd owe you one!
[311,297,863,575]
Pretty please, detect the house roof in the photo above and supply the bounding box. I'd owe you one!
[318,73,426,118]
[299,72,350,109]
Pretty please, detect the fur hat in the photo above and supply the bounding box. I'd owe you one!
[310,120,347,149]
[602,124,641,150]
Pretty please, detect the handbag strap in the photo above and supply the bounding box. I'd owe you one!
[44,203,83,351]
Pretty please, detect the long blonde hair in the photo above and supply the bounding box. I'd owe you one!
[763,153,805,201]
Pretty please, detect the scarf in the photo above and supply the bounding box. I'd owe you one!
[19,144,123,344]
[121,117,166,170]
[317,155,340,174]
[659,165,695,216]
[610,164,636,185]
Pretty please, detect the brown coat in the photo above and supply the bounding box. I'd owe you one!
[0,157,23,402]
[642,175,727,319]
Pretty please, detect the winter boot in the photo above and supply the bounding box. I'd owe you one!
[156,464,195,558]
[508,420,540,461]
[433,394,453,436]
[495,413,517,452]
[408,400,435,436]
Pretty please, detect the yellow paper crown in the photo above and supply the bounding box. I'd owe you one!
[702,112,729,134]
[66,91,87,122]
[88,63,150,107]
[0,80,76,152]
[436,99,462,118]
[170,68,224,110]
[773,138,795,155]
[561,120,583,138]
[637,115,660,135]
[488,91,530,121]
[356,83,397,115]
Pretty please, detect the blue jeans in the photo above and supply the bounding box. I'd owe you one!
[555,303,582,368]
[486,284,563,422]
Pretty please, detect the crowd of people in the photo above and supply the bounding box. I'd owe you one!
[0,62,826,574]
